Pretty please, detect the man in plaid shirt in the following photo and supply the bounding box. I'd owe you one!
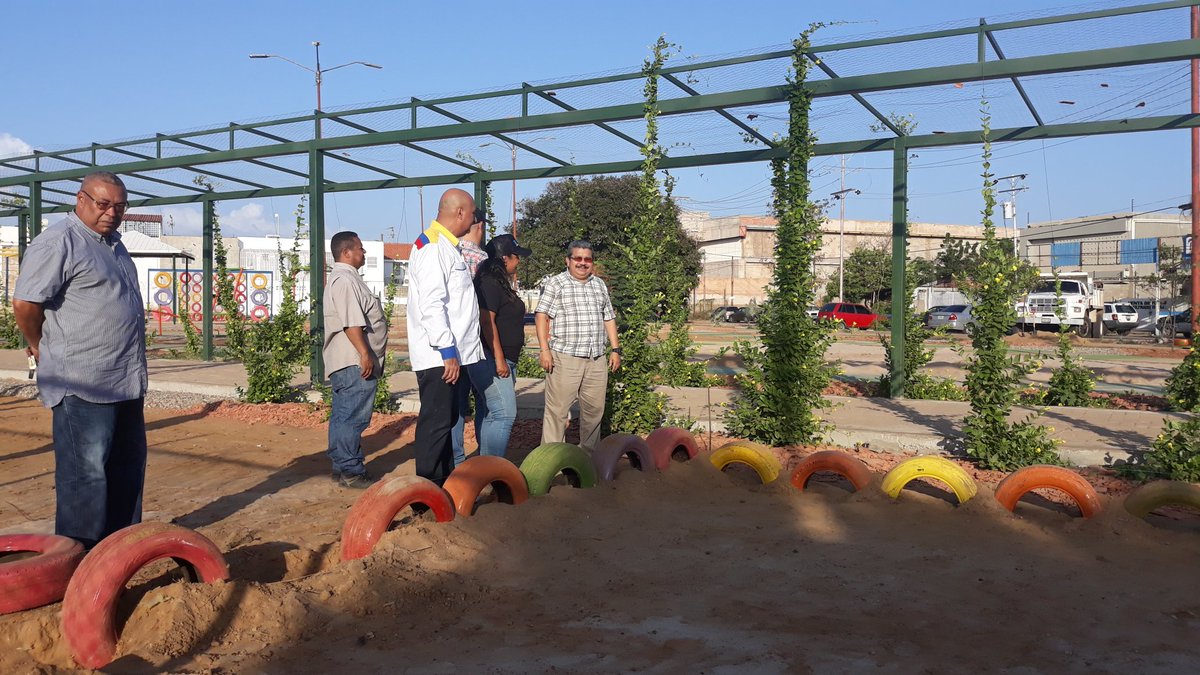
[535,240,620,452]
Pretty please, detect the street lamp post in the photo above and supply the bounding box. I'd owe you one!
[249,42,382,137]
[480,137,554,239]
[831,187,860,303]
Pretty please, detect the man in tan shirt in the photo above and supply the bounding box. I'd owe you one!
[322,231,388,488]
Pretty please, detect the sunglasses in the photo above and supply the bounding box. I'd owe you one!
[569,255,593,264]
[80,189,129,213]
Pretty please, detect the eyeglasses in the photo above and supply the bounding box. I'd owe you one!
[80,190,129,213]
[569,255,593,264]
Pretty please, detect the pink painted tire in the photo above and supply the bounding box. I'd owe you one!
[0,534,85,614]
[592,433,656,481]
[341,475,456,561]
[61,522,229,669]
[790,451,874,492]
[443,456,530,516]
[645,427,700,471]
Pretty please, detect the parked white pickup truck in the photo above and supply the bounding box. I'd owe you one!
[1017,271,1105,337]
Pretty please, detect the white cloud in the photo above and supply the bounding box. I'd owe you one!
[151,202,275,237]
[0,133,33,159]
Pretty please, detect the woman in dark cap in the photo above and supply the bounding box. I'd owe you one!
[464,233,532,457]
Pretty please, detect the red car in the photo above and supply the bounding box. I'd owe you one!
[817,302,879,329]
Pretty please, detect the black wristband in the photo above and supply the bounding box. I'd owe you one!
[612,347,622,355]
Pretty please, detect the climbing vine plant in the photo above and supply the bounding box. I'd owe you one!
[193,175,246,359]
[961,104,1062,470]
[606,35,675,434]
[725,26,836,446]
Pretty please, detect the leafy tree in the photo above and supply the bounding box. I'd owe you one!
[934,231,1039,293]
[824,242,891,304]
[517,174,701,315]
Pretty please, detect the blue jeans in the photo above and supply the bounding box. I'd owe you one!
[52,396,147,548]
[327,365,377,476]
[452,355,518,460]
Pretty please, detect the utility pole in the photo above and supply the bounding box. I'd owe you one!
[418,186,425,227]
[996,173,1028,256]
[831,156,860,302]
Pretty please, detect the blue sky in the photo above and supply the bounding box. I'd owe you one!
[1,0,1191,245]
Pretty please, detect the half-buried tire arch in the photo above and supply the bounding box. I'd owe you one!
[443,455,530,516]
[993,465,1102,518]
[790,451,874,492]
[341,475,457,561]
[519,442,598,496]
[593,433,656,482]
[1124,480,1200,519]
[0,533,86,615]
[709,441,781,485]
[645,427,700,471]
[61,522,230,669]
[880,456,977,504]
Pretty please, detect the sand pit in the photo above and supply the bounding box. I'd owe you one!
[2,395,1200,672]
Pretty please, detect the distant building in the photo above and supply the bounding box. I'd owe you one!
[681,211,1005,305]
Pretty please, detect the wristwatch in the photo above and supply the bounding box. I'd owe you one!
[612,347,622,355]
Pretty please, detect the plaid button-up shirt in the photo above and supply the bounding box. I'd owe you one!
[458,239,486,278]
[535,271,616,359]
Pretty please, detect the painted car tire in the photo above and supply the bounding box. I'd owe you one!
[709,441,781,485]
[645,426,700,471]
[443,456,529,516]
[592,433,656,481]
[341,475,456,561]
[251,273,269,289]
[880,455,977,504]
[519,442,598,496]
[994,465,1102,518]
[0,534,86,615]
[250,288,270,306]
[61,522,229,669]
[790,450,874,492]
[1124,480,1200,519]
[152,272,172,288]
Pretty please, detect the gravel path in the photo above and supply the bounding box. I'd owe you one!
[0,379,235,410]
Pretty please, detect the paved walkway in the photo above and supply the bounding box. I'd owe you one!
[0,349,1181,467]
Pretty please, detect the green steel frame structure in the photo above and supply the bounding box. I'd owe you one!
[3,0,1199,389]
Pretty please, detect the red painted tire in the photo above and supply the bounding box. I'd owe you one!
[645,427,700,471]
[0,534,85,614]
[790,451,874,492]
[61,522,229,669]
[443,456,529,517]
[993,465,1102,518]
[592,433,656,481]
[341,475,456,561]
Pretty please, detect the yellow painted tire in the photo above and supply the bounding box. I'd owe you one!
[153,272,172,288]
[1124,480,1200,519]
[709,441,781,485]
[880,456,977,504]
[251,273,269,290]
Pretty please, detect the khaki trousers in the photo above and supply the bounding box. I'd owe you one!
[542,350,609,452]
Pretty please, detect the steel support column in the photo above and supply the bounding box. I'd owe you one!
[1192,6,1199,325]
[202,200,215,361]
[309,148,327,383]
[473,177,485,215]
[888,140,909,398]
[17,213,28,262]
[29,182,42,240]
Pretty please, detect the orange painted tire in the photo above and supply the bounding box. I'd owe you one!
[645,427,700,471]
[61,522,229,669]
[443,456,529,517]
[993,465,1102,518]
[790,451,874,492]
[341,475,456,561]
[592,433,656,481]
[0,534,85,614]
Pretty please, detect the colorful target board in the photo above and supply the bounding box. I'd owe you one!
[147,269,273,322]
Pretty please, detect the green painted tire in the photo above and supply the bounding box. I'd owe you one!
[519,442,598,496]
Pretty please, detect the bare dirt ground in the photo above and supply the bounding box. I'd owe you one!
[3,397,1200,673]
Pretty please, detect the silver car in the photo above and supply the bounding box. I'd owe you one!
[925,304,973,331]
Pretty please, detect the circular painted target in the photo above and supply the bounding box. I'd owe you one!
[251,306,268,320]
[153,289,173,306]
[179,272,191,283]
[250,289,269,307]
[153,272,171,288]
[251,274,269,289]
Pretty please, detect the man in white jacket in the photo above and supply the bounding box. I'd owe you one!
[406,188,485,485]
